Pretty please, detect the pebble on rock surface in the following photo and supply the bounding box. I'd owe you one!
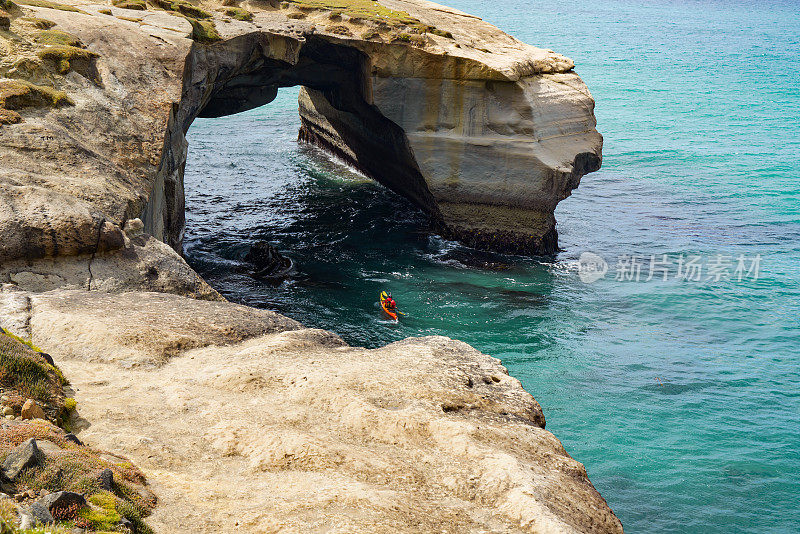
[20,399,46,420]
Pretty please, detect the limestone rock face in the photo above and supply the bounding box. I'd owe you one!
[0,0,600,262]
[13,287,621,533]
[300,0,603,253]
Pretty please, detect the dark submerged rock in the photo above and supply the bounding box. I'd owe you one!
[244,241,294,279]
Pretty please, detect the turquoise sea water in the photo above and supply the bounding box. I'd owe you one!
[183,1,800,531]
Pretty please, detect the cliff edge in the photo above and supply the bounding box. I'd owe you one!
[0,0,619,531]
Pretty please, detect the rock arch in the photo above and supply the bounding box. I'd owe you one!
[143,30,601,257]
[0,1,601,266]
[142,32,441,252]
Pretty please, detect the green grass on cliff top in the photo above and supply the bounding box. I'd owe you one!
[14,0,84,13]
[0,329,65,404]
[287,0,418,25]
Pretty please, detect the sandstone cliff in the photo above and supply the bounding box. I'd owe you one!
[0,0,618,531]
[0,283,622,533]
[0,0,601,259]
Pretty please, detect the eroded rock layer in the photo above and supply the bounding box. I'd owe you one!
[0,0,617,531]
[0,0,600,260]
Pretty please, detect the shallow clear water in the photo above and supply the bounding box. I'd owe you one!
[183,0,800,531]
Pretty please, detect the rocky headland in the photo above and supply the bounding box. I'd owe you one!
[0,0,618,532]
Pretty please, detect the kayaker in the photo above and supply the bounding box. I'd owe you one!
[382,292,397,310]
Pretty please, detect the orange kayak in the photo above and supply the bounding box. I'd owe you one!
[380,294,398,321]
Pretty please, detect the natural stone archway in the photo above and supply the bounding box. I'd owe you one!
[0,0,601,267]
[142,19,601,256]
[142,33,442,252]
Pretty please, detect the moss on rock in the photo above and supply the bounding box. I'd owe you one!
[393,31,425,45]
[361,28,380,40]
[112,0,146,10]
[326,24,351,36]
[286,0,417,26]
[37,45,98,75]
[223,5,252,21]
[148,0,210,19]
[15,0,84,13]
[78,492,122,530]
[0,107,22,124]
[429,27,453,39]
[20,16,56,28]
[34,29,83,47]
[187,16,219,42]
[0,79,72,111]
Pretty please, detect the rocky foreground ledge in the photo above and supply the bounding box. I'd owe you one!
[1,0,618,531]
[0,237,624,533]
[0,261,622,532]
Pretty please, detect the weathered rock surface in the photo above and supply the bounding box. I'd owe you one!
[13,287,619,533]
[0,230,220,299]
[0,0,600,262]
[2,438,42,480]
[29,288,301,366]
[28,500,54,526]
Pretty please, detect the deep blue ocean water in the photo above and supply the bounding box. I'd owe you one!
[183,1,800,531]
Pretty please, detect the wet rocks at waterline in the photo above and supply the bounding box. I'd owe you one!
[244,241,294,279]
